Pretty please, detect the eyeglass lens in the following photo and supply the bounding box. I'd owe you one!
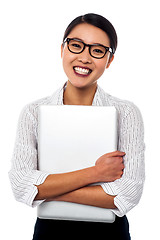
[68,39,107,59]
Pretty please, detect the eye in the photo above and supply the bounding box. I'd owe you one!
[71,43,82,49]
[68,39,84,53]
[93,48,104,54]
[91,45,106,58]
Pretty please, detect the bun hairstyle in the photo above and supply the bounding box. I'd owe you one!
[63,13,118,55]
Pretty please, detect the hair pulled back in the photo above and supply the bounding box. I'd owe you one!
[63,13,118,55]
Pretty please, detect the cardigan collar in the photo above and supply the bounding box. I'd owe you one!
[51,82,107,106]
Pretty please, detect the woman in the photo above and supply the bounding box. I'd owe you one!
[9,13,145,239]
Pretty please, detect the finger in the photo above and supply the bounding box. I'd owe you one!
[105,151,126,158]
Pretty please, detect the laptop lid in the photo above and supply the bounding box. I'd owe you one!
[37,105,117,223]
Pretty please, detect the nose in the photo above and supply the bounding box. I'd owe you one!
[78,47,92,64]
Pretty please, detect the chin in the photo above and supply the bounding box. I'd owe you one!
[68,79,97,90]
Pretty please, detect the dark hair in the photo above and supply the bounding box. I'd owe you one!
[63,13,118,55]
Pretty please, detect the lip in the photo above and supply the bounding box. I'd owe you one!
[73,66,92,77]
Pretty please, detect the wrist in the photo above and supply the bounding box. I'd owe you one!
[88,165,101,183]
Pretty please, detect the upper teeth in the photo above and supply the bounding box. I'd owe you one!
[74,67,90,75]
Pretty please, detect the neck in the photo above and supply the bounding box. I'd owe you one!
[63,81,97,106]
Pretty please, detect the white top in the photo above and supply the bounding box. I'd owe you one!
[9,83,145,217]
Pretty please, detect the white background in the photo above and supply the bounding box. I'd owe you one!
[1,0,160,239]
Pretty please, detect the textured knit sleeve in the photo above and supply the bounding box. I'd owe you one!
[8,104,50,207]
[101,102,145,217]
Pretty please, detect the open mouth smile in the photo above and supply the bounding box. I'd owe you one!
[73,66,92,76]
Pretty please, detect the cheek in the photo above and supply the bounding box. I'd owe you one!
[62,52,76,79]
[62,48,75,69]
[95,61,108,76]
[94,54,110,75]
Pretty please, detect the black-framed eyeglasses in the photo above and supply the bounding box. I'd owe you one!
[63,38,113,59]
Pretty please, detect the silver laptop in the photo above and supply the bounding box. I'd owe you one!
[37,105,117,223]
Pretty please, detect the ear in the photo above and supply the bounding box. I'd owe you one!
[106,55,114,69]
[61,44,64,58]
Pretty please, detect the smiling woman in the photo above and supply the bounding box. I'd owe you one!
[9,13,145,240]
[61,23,114,93]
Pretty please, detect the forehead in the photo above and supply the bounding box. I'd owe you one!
[67,23,110,46]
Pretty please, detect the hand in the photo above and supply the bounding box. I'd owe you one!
[95,151,125,182]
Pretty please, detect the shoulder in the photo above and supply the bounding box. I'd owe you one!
[19,86,63,121]
[97,85,143,121]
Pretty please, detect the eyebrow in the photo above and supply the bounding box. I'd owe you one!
[71,37,104,46]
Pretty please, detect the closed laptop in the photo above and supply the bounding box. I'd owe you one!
[37,105,117,223]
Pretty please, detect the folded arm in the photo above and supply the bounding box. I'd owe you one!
[35,151,125,209]
[46,185,116,209]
